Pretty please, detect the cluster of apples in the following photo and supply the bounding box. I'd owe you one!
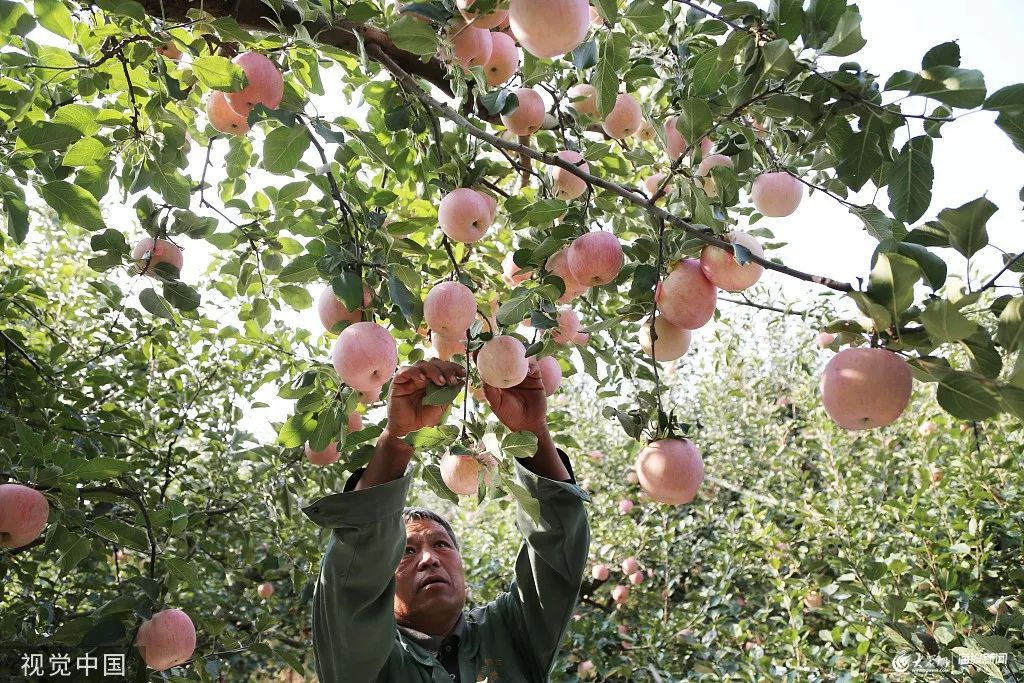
[0,488,198,672]
[590,556,653,609]
[205,52,284,136]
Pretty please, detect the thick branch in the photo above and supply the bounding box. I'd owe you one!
[127,0,455,96]
[368,44,856,294]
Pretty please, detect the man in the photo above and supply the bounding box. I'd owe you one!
[302,358,591,682]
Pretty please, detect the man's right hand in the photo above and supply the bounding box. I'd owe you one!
[385,359,467,438]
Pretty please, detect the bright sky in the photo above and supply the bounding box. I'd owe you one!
[15,1,1024,439]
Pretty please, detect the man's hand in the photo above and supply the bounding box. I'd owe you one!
[386,359,467,438]
[484,359,570,481]
[483,360,548,435]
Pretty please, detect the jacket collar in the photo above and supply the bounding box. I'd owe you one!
[397,612,467,662]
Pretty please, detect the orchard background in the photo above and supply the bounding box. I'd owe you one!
[1,0,1022,680]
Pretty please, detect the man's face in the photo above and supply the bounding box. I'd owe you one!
[393,518,467,634]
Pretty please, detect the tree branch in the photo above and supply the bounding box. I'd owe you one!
[368,44,856,294]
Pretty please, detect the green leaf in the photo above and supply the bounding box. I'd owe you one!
[39,181,105,231]
[53,529,93,574]
[911,67,987,109]
[34,0,75,41]
[504,479,541,525]
[769,0,804,41]
[594,37,620,118]
[888,136,933,223]
[894,242,945,290]
[984,84,1024,113]
[388,271,422,326]
[3,192,30,244]
[502,430,539,459]
[690,48,726,98]
[921,41,960,70]
[592,0,617,24]
[674,98,714,144]
[421,464,459,505]
[389,16,439,56]
[94,0,145,20]
[163,282,201,311]
[819,10,866,57]
[191,55,248,91]
[277,412,317,448]
[308,405,342,452]
[263,126,311,175]
[62,137,109,168]
[165,557,200,587]
[996,296,1024,352]
[139,288,175,320]
[919,299,977,343]
[278,254,320,283]
[962,330,1002,379]
[145,159,191,208]
[935,196,997,259]
[405,425,460,450]
[761,39,796,78]
[497,295,533,326]
[64,457,133,481]
[423,382,462,406]
[0,0,36,35]
[866,253,921,323]
[92,518,149,551]
[935,372,1001,420]
[623,0,664,32]
[836,129,884,192]
[998,384,1024,420]
[995,111,1024,154]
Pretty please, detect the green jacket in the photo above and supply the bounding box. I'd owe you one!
[302,459,591,683]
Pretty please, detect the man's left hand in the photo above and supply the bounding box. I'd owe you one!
[483,360,548,436]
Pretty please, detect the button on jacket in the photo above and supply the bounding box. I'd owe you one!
[301,455,591,683]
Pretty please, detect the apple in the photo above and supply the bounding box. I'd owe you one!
[930,466,944,484]
[663,116,687,160]
[257,582,274,599]
[567,83,599,118]
[317,283,371,332]
[502,252,531,286]
[815,332,836,349]
[751,171,804,217]
[601,93,642,139]
[578,659,596,679]
[611,584,630,605]
[484,31,519,86]
[637,119,657,142]
[695,154,734,198]
[591,564,610,581]
[331,321,399,391]
[621,557,640,574]
[643,172,671,201]
[501,87,545,136]
[439,188,493,243]
[424,281,478,339]
[477,335,529,388]
[536,356,562,396]
[550,306,589,346]
[629,571,644,585]
[635,439,704,504]
[440,452,494,496]
[545,248,589,303]
[451,24,493,70]
[433,333,468,361]
[225,52,283,116]
[207,90,250,135]
[618,499,634,514]
[820,348,913,430]
[552,150,589,200]
[655,259,718,330]
[132,238,183,277]
[135,609,196,671]
[305,442,339,465]
[509,0,590,59]
[626,470,639,485]
[457,0,508,28]
[567,231,623,286]
[918,421,938,437]
[0,484,49,549]
[156,43,182,60]
[639,316,692,362]
[699,231,765,292]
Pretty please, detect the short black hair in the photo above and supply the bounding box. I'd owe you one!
[402,507,459,550]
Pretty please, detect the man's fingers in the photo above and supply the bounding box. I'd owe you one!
[417,360,448,386]
[393,365,427,386]
[482,383,502,409]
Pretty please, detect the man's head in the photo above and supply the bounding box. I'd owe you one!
[394,508,467,636]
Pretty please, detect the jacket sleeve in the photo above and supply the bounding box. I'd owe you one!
[300,471,412,683]
[482,452,591,679]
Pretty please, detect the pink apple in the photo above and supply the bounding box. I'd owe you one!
[305,442,339,465]
[567,231,623,287]
[552,150,589,200]
[331,321,398,391]
[601,93,642,139]
[207,90,250,135]
[820,348,913,430]
[501,87,545,136]
[424,281,478,339]
[509,0,590,59]
[699,231,765,292]
[536,356,562,396]
[635,439,704,504]
[439,188,492,243]
[591,564,610,581]
[477,335,529,388]
[484,31,519,86]
[0,484,49,548]
[751,171,803,217]
[655,259,718,329]
[135,609,196,671]
[226,52,283,116]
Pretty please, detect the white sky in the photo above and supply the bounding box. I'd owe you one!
[16,1,1024,439]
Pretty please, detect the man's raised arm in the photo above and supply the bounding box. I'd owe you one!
[480,362,591,679]
[301,360,466,682]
